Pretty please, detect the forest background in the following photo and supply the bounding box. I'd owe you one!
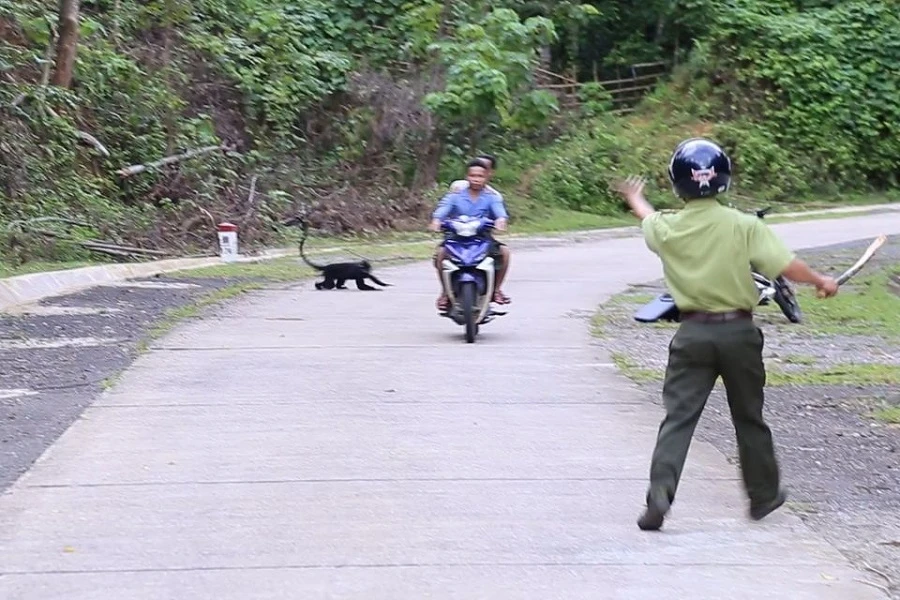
[1,0,897,268]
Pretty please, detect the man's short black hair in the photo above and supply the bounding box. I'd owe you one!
[476,153,498,170]
[467,158,490,171]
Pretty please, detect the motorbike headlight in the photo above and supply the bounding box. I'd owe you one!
[453,221,480,237]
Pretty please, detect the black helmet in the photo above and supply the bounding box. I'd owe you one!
[668,138,732,199]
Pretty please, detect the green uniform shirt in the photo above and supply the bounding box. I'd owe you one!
[641,199,796,313]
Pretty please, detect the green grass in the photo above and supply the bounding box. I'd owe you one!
[591,291,675,338]
[606,354,900,387]
[590,311,609,337]
[512,208,635,233]
[138,240,445,350]
[789,270,900,339]
[767,362,900,386]
[789,190,900,210]
[0,259,102,278]
[101,372,124,391]
[784,501,819,515]
[779,354,817,366]
[2,192,893,281]
[610,352,664,383]
[605,292,658,306]
[176,240,438,282]
[135,282,263,353]
[765,207,898,225]
[872,405,900,425]
[178,258,311,282]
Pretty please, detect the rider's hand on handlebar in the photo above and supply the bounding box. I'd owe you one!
[428,219,441,233]
[495,218,508,232]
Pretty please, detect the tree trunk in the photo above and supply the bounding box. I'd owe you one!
[535,45,553,86]
[412,133,444,190]
[412,0,454,190]
[161,21,176,154]
[51,0,80,88]
[111,0,122,50]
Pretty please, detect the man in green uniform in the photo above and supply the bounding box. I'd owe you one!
[614,138,839,531]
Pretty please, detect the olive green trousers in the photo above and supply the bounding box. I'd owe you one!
[648,318,781,507]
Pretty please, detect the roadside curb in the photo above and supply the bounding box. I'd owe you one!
[0,249,295,313]
[2,202,896,313]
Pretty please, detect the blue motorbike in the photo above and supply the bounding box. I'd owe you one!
[438,215,507,343]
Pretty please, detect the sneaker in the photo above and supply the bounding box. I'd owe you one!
[750,488,787,521]
[637,486,671,531]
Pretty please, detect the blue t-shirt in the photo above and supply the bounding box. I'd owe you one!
[432,188,509,221]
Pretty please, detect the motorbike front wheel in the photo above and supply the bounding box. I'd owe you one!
[460,281,478,343]
[773,277,802,323]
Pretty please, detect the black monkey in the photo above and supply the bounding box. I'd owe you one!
[291,217,392,291]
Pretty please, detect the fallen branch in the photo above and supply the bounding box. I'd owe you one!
[5,216,91,232]
[18,102,111,158]
[13,221,169,259]
[79,241,169,256]
[11,92,27,108]
[75,131,110,157]
[197,205,217,229]
[117,143,235,178]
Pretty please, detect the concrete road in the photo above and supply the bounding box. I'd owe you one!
[1,213,898,599]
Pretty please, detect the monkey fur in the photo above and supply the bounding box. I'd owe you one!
[292,218,392,291]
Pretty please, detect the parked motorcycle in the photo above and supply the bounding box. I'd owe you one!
[633,206,803,324]
[437,215,507,343]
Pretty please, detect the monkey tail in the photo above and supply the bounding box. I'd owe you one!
[297,219,326,271]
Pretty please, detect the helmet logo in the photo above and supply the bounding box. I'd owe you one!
[691,167,716,188]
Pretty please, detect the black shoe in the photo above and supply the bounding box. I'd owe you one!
[750,488,787,521]
[637,486,671,531]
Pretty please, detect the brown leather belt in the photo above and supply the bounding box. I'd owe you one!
[681,309,753,323]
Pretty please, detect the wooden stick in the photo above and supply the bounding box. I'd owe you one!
[537,73,663,90]
[596,72,665,87]
[605,82,658,96]
[836,235,887,285]
[117,143,235,178]
[629,61,669,69]
[534,67,577,84]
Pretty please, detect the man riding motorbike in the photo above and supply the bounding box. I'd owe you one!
[449,153,500,194]
[429,158,512,312]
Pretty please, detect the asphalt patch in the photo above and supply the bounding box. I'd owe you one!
[0,272,290,491]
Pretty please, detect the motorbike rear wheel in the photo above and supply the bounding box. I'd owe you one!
[773,276,802,323]
[460,281,477,343]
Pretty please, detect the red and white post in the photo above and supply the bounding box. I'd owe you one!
[217,222,239,263]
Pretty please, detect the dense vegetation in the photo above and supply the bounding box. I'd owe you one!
[0,0,897,266]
